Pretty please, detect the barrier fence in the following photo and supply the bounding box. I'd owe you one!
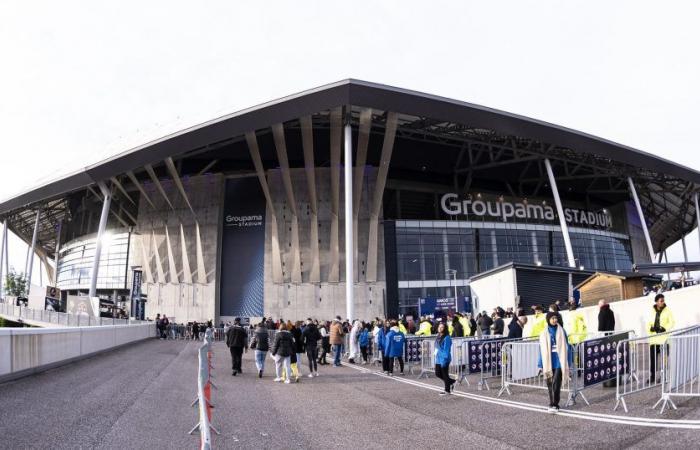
[614,325,700,413]
[654,333,700,413]
[190,329,219,450]
[0,302,148,327]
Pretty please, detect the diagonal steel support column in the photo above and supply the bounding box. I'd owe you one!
[344,118,354,320]
[110,177,136,205]
[695,192,700,258]
[126,171,156,209]
[152,230,165,283]
[25,208,42,293]
[246,131,284,283]
[89,182,111,300]
[301,116,320,282]
[165,157,195,215]
[272,123,302,283]
[179,224,193,284]
[628,177,655,261]
[545,159,576,268]
[352,109,372,282]
[366,112,398,282]
[328,107,342,282]
[145,164,174,210]
[164,226,179,283]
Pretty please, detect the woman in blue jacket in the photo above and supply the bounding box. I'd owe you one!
[537,312,574,412]
[383,320,406,376]
[359,325,370,364]
[435,323,455,395]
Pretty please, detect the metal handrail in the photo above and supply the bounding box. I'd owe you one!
[0,301,146,327]
[190,328,218,449]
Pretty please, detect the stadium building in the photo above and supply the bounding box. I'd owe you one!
[1,79,699,323]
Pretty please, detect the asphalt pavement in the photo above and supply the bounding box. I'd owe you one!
[0,339,698,449]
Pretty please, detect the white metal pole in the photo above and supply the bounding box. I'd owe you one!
[344,121,354,321]
[453,272,458,312]
[544,159,576,268]
[681,235,689,283]
[627,177,655,261]
[26,209,41,294]
[53,220,62,286]
[89,182,112,301]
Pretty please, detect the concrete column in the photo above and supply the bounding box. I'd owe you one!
[26,209,42,293]
[344,121,354,321]
[89,182,112,300]
[544,159,575,268]
[681,235,689,281]
[627,177,655,261]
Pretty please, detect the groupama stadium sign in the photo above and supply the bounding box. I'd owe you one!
[440,193,612,229]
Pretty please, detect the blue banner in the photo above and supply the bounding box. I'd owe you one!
[418,297,471,317]
[220,177,266,317]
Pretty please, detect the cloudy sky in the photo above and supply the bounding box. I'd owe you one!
[1,1,699,285]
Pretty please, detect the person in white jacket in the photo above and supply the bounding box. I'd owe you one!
[349,320,361,364]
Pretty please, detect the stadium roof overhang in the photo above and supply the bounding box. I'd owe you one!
[2,79,699,256]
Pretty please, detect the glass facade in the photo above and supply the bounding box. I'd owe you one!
[56,231,131,291]
[394,220,633,314]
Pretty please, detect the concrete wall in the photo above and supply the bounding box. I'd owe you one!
[523,284,700,337]
[133,174,222,323]
[470,268,517,314]
[0,323,154,383]
[262,167,386,321]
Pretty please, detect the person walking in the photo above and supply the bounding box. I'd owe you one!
[359,324,370,364]
[225,318,248,376]
[250,321,270,378]
[330,316,345,367]
[271,323,294,383]
[434,322,455,396]
[384,320,406,376]
[302,318,321,377]
[349,320,361,364]
[597,300,615,332]
[318,321,330,365]
[647,293,675,383]
[291,321,305,377]
[537,312,573,413]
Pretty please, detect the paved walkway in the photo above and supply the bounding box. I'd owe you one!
[0,339,698,449]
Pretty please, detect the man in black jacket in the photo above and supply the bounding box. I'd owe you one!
[302,319,321,377]
[226,317,248,376]
[597,300,615,332]
[452,314,464,338]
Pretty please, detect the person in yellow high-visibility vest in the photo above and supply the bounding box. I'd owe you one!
[566,303,587,344]
[415,317,433,336]
[458,314,471,337]
[529,305,547,338]
[647,294,675,383]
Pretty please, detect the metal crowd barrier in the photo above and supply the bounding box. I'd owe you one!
[0,302,148,327]
[614,325,700,413]
[190,329,219,449]
[654,332,700,413]
[472,336,532,391]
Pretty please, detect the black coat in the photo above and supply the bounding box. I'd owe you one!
[302,324,321,349]
[469,319,477,336]
[492,318,505,335]
[251,327,269,351]
[291,327,304,353]
[598,305,615,331]
[507,318,523,339]
[272,330,294,357]
[226,325,248,348]
[452,320,464,338]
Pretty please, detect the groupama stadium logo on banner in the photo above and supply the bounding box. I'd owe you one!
[225,214,263,227]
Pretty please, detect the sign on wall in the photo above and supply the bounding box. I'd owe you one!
[220,177,266,317]
[131,269,144,320]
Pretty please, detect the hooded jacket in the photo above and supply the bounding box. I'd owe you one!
[434,334,452,367]
[271,330,294,357]
[647,304,675,345]
[359,329,370,347]
[250,326,270,351]
[384,327,406,358]
[416,320,432,336]
[302,323,321,349]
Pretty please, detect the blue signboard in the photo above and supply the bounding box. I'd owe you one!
[418,297,471,317]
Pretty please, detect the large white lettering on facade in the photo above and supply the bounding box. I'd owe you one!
[440,193,612,228]
[225,214,263,227]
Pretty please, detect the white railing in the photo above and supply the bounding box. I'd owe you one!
[0,322,155,382]
[190,329,219,449]
[654,332,700,413]
[0,302,148,327]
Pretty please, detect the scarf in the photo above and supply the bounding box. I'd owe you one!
[539,325,568,381]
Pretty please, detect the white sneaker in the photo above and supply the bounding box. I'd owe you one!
[308,374,314,378]
[273,377,282,382]
[314,372,319,377]
[284,379,291,384]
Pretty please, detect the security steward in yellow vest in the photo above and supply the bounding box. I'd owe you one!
[529,305,547,338]
[415,318,433,336]
[647,293,675,383]
[566,303,587,345]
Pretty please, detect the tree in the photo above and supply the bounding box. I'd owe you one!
[5,268,28,297]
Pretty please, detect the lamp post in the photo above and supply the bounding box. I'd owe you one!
[446,269,458,312]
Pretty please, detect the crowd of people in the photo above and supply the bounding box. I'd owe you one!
[152,292,675,412]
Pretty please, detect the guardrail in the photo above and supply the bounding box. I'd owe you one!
[0,322,155,382]
[190,329,219,449]
[654,331,700,413]
[0,302,148,327]
[614,325,700,412]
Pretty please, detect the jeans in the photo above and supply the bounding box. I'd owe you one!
[275,355,292,379]
[230,346,243,372]
[333,344,342,366]
[254,350,266,372]
[296,353,304,375]
[435,364,455,393]
[546,368,563,407]
[307,347,319,372]
[482,328,491,335]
